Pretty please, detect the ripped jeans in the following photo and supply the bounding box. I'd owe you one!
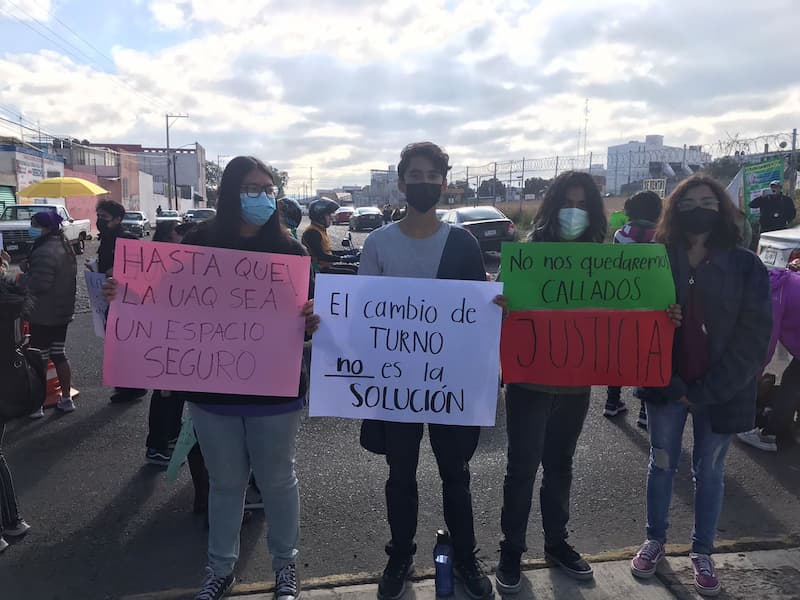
[645,400,732,555]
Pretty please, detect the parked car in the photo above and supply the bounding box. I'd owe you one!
[0,204,91,256]
[155,210,182,225]
[120,211,150,237]
[435,209,449,221]
[184,208,217,223]
[349,207,384,231]
[441,205,517,252]
[757,225,800,269]
[333,206,355,224]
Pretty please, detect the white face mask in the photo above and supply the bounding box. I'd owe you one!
[558,207,589,240]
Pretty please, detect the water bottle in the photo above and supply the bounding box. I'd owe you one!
[433,529,454,598]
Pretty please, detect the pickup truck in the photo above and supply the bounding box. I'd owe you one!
[0,204,91,257]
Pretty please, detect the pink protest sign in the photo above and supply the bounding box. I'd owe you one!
[103,238,310,397]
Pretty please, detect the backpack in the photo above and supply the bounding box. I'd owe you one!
[0,281,46,422]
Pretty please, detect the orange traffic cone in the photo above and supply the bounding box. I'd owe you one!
[43,359,79,409]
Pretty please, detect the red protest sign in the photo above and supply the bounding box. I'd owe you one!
[500,309,674,387]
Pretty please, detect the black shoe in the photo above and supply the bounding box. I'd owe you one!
[275,563,299,600]
[454,553,494,600]
[544,542,593,581]
[495,549,522,594]
[377,555,414,600]
[146,448,172,466]
[194,567,235,600]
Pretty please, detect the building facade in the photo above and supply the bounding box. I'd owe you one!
[606,135,712,194]
[0,142,65,212]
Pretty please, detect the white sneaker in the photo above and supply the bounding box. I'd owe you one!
[4,520,30,537]
[0,537,8,553]
[737,428,777,452]
[28,407,44,419]
[56,397,76,413]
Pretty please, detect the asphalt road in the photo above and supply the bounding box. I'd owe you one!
[1,222,798,600]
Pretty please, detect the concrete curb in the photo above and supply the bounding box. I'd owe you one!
[119,535,800,600]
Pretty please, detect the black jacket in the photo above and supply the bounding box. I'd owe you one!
[98,227,139,275]
[750,193,796,232]
[637,245,772,433]
[21,234,77,326]
[176,223,313,407]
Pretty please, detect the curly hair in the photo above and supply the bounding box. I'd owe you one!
[532,171,607,242]
[655,174,740,249]
[397,142,451,180]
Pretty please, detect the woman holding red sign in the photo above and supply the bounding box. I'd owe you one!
[630,175,771,597]
[493,171,607,592]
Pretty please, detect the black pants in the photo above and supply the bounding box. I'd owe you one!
[384,422,480,562]
[146,390,184,452]
[0,424,21,536]
[500,385,590,555]
[766,358,800,438]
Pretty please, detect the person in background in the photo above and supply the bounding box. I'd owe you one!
[279,197,303,240]
[144,220,194,466]
[359,142,493,600]
[737,265,800,452]
[95,199,147,404]
[0,273,32,553]
[631,175,771,597]
[749,180,796,233]
[156,205,163,217]
[301,199,358,274]
[493,171,607,592]
[21,210,78,417]
[382,203,393,224]
[605,190,663,429]
[108,156,318,600]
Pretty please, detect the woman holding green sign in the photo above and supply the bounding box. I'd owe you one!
[631,175,772,597]
[495,171,607,592]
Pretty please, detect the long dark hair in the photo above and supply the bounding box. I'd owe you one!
[532,171,606,242]
[210,155,292,250]
[655,175,740,249]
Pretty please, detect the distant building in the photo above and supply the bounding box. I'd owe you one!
[370,165,401,206]
[606,135,711,194]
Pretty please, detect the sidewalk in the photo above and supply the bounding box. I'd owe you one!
[124,543,800,600]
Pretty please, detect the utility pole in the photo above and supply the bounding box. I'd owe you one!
[583,98,589,157]
[165,113,188,210]
[309,167,313,199]
[492,162,497,206]
[791,128,798,193]
[628,150,633,185]
[519,157,526,211]
[554,155,559,178]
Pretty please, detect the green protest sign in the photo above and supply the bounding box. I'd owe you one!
[500,242,675,311]
[743,159,783,221]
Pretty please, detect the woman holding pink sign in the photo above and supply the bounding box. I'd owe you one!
[105,156,319,600]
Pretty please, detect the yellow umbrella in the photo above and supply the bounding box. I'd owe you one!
[19,176,109,198]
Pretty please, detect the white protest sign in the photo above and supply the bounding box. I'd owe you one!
[84,271,108,338]
[310,274,503,426]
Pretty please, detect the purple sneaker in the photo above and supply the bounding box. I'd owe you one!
[690,553,720,596]
[631,540,665,578]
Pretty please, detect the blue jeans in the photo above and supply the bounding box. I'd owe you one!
[645,400,732,555]
[189,404,302,577]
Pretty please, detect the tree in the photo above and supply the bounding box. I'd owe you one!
[703,156,741,185]
[204,161,223,208]
[524,177,550,196]
[477,177,506,200]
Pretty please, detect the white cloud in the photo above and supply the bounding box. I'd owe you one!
[0,0,52,22]
[0,0,798,188]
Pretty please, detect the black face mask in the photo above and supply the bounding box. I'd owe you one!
[678,207,720,234]
[96,219,109,234]
[405,183,441,213]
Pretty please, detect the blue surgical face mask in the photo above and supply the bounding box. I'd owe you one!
[557,207,589,240]
[29,227,43,240]
[240,192,276,226]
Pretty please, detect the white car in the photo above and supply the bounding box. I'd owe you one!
[0,204,91,256]
[757,225,800,269]
[156,210,182,224]
[121,211,151,237]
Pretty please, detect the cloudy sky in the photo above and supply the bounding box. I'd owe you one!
[0,0,798,189]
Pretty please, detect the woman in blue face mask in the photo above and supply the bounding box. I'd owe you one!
[19,210,78,417]
[103,156,318,600]
[493,171,607,592]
